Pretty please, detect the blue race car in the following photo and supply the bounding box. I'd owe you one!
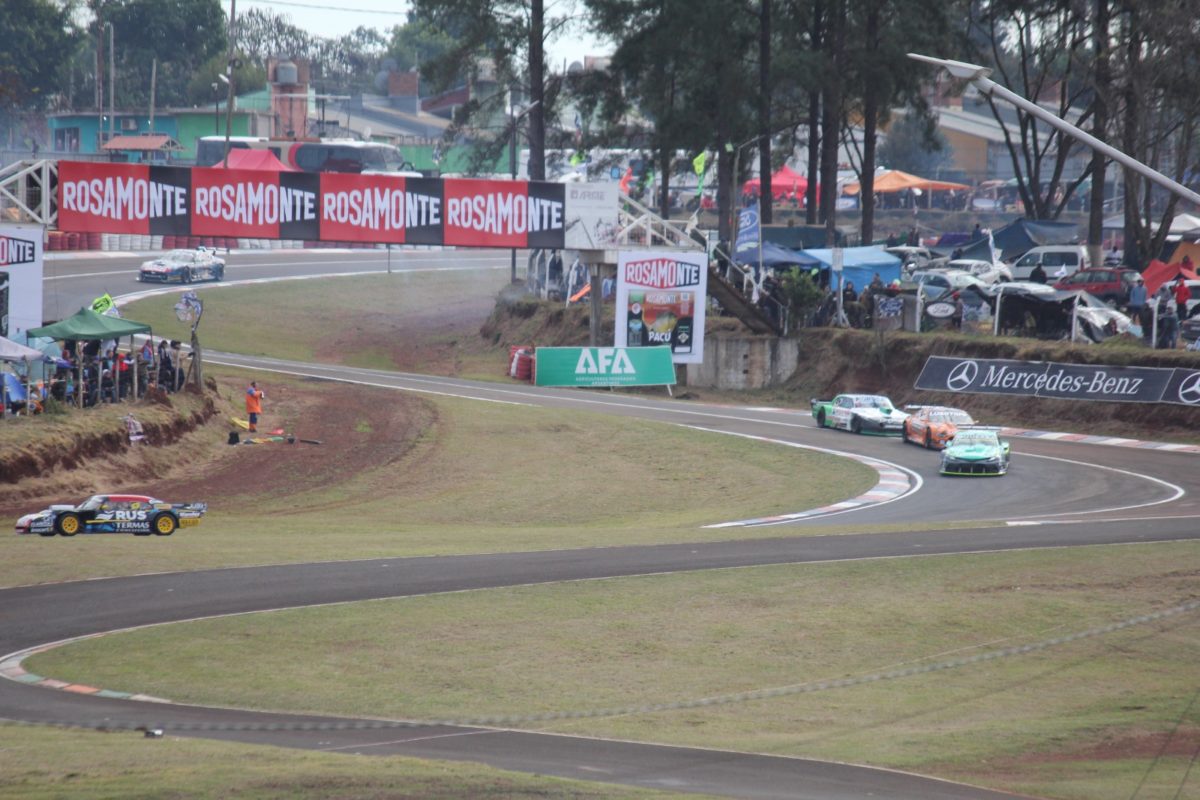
[16,494,207,536]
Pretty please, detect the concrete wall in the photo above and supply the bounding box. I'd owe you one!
[685,336,800,390]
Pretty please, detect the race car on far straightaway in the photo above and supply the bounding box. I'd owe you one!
[903,405,976,449]
[810,393,908,435]
[15,494,207,536]
[138,248,225,284]
[939,428,1011,476]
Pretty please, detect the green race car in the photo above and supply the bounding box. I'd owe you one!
[939,428,1011,476]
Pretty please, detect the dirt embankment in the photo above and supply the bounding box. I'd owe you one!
[478,295,1200,442]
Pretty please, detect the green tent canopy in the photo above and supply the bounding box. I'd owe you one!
[28,307,151,341]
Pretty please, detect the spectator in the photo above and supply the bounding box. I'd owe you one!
[245,380,266,432]
[886,231,898,247]
[1127,276,1147,329]
[1173,275,1191,320]
[842,281,858,306]
[1157,298,1178,349]
[971,223,983,241]
[951,292,965,330]
[1029,263,1048,284]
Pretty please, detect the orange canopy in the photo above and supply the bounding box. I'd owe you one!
[844,169,969,195]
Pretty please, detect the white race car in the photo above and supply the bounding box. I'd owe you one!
[810,393,909,435]
[138,248,225,284]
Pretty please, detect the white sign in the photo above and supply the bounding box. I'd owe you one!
[615,249,708,365]
[0,224,45,339]
[563,182,620,249]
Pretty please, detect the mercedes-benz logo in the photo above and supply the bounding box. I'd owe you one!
[1178,371,1200,405]
[946,360,978,392]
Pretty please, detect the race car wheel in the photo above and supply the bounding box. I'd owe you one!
[152,513,178,536]
[213,266,224,281]
[851,417,862,434]
[924,430,933,449]
[56,513,82,536]
[816,409,826,428]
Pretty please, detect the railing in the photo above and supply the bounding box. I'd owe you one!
[0,159,57,226]
[615,194,705,250]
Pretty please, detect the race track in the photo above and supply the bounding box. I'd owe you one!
[4,250,1197,799]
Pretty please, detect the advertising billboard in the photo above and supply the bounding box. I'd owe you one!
[0,224,44,338]
[55,161,618,251]
[614,249,708,365]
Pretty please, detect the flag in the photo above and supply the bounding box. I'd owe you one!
[734,206,760,254]
[91,293,114,314]
[692,152,707,176]
[618,166,634,194]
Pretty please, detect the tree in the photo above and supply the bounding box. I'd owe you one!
[412,0,571,180]
[0,0,82,110]
[387,13,457,79]
[968,0,1094,221]
[102,0,227,109]
[585,0,758,239]
[877,112,953,176]
[185,52,265,108]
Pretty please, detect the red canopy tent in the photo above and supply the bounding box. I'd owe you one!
[213,148,298,171]
[1142,259,1199,295]
[742,165,813,200]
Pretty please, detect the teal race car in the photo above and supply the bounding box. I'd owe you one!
[939,428,1011,476]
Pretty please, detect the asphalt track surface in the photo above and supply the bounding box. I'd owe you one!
[7,250,1199,799]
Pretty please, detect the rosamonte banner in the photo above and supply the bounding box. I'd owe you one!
[55,161,590,249]
[915,355,1200,407]
[614,249,708,365]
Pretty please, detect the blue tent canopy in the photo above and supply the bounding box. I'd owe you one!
[734,242,820,269]
[800,246,903,292]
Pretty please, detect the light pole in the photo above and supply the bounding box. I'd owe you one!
[508,99,541,285]
[907,53,1200,208]
[105,22,115,145]
[212,82,219,134]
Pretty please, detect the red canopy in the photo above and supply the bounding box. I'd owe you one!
[1142,259,1199,295]
[215,148,297,171]
[742,165,812,199]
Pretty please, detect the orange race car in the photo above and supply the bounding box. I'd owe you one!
[902,405,976,449]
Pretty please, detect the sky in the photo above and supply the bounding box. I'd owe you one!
[222,0,610,72]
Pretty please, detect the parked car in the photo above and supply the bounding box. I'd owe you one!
[139,248,226,284]
[1052,267,1140,307]
[16,494,207,536]
[886,246,947,273]
[904,269,991,300]
[810,393,908,435]
[939,428,1011,476]
[945,258,1013,285]
[1010,245,1090,281]
[903,406,977,449]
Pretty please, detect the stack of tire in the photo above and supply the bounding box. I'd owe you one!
[508,345,535,382]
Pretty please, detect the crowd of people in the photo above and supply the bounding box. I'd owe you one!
[6,336,188,415]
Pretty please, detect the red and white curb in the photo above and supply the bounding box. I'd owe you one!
[998,427,1200,453]
[687,426,921,529]
[0,638,171,703]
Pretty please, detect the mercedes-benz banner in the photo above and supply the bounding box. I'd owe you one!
[915,355,1200,407]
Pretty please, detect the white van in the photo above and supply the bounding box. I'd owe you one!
[1010,245,1091,281]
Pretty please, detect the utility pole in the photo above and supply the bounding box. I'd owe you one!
[149,58,157,132]
[222,0,237,167]
[106,22,115,144]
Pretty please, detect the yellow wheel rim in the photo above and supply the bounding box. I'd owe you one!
[60,517,79,534]
[156,516,176,534]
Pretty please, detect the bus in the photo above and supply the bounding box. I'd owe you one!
[196,136,421,176]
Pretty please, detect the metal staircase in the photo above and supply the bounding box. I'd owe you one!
[615,195,783,335]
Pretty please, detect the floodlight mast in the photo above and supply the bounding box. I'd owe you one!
[907,53,1200,207]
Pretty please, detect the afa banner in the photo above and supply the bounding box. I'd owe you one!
[0,223,45,338]
[55,161,594,250]
[915,355,1200,406]
[615,249,708,365]
[534,346,676,388]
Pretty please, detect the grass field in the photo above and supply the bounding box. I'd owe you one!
[6,271,1198,799]
[24,542,1200,800]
